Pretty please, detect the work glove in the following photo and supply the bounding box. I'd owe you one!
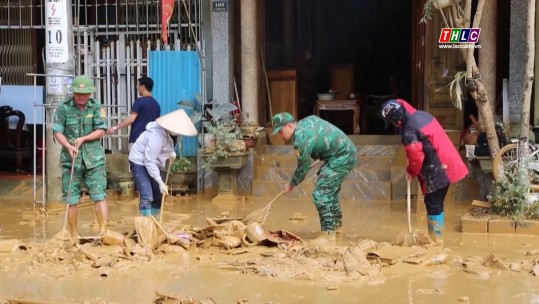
[158,180,169,195]
[170,151,177,159]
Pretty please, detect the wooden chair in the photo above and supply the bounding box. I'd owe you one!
[0,106,32,171]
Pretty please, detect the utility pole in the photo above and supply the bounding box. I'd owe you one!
[44,0,75,206]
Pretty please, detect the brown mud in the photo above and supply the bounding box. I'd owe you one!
[1,178,539,303]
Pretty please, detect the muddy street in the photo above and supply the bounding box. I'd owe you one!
[1,177,539,304]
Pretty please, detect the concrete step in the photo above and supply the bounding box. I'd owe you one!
[254,166,391,182]
[252,179,392,201]
[255,155,394,169]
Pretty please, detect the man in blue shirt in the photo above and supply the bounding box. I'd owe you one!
[107,77,161,150]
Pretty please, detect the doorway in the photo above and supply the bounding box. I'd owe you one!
[265,0,413,134]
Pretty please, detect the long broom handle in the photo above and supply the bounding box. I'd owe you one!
[62,155,77,234]
[407,179,412,234]
[269,160,319,209]
[159,156,174,223]
[269,190,286,207]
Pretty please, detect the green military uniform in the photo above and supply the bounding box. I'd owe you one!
[52,97,108,204]
[274,114,357,231]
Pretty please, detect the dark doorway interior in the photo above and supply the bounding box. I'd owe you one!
[265,0,412,134]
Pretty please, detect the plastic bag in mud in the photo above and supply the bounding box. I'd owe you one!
[134,216,166,250]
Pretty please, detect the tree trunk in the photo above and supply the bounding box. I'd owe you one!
[519,0,535,141]
[517,0,535,193]
[459,0,500,157]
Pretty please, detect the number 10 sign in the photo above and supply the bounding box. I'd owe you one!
[45,0,69,63]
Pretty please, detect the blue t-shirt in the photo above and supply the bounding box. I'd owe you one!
[129,96,161,143]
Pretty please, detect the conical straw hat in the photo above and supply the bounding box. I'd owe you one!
[156,109,198,136]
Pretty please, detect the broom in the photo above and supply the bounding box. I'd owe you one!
[242,190,286,225]
[242,160,321,225]
[394,179,431,247]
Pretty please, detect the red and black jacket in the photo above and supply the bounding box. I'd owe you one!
[397,99,469,194]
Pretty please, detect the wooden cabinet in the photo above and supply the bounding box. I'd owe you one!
[329,64,355,100]
[267,68,316,120]
[267,69,298,118]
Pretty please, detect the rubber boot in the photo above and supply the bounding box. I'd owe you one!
[68,205,81,240]
[427,213,444,246]
[140,209,152,216]
[151,208,161,222]
[310,231,336,245]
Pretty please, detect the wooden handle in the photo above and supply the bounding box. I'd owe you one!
[150,215,170,239]
[269,190,286,206]
[406,179,412,234]
[160,157,174,223]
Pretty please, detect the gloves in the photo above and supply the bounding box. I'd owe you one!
[170,151,177,160]
[158,180,169,195]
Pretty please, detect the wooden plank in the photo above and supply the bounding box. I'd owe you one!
[471,200,492,208]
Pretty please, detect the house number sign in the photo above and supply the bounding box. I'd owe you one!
[212,0,227,12]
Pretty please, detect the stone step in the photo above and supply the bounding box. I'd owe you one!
[255,143,399,157]
[251,180,392,201]
[254,165,391,182]
[256,155,394,169]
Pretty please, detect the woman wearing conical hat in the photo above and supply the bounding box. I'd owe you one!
[128,109,197,217]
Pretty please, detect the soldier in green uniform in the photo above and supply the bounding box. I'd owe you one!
[272,112,357,243]
[52,76,109,239]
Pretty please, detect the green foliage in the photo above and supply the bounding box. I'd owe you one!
[489,171,529,220]
[206,99,238,121]
[170,156,193,173]
[420,0,437,24]
[524,202,539,220]
[177,97,202,125]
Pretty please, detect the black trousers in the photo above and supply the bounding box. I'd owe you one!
[424,185,450,215]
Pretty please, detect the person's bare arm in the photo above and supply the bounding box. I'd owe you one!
[54,132,78,159]
[106,112,138,134]
[73,129,106,150]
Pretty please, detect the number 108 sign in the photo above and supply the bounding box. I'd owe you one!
[46,0,69,63]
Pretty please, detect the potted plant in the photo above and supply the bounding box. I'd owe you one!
[236,112,264,148]
[201,117,247,168]
[200,100,248,168]
[168,151,196,192]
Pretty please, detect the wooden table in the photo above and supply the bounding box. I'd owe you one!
[314,100,360,134]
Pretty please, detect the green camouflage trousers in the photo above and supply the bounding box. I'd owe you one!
[62,162,107,205]
[313,157,356,231]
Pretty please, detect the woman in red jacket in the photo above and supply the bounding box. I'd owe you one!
[381,99,469,244]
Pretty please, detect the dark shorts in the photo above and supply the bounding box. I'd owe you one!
[62,163,107,205]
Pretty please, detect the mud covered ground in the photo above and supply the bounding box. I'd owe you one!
[1,177,539,303]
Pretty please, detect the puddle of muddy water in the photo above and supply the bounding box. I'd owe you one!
[1,178,539,303]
